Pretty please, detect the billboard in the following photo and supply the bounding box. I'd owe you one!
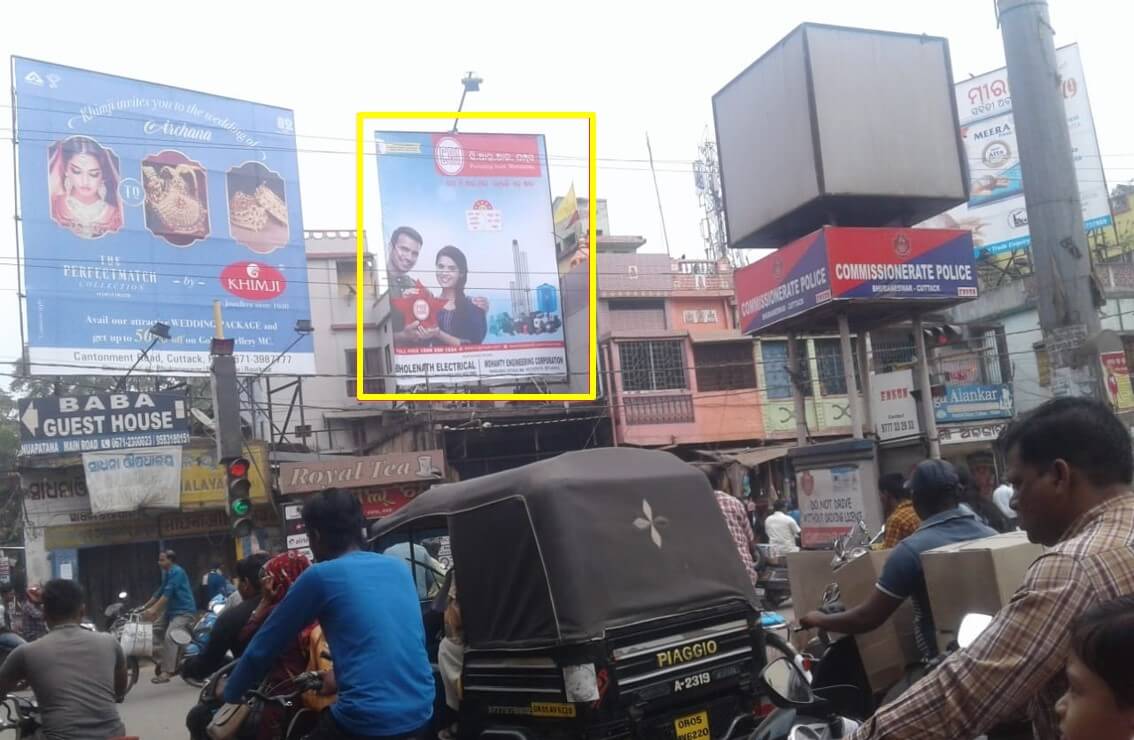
[375,131,567,386]
[735,227,978,334]
[920,44,1113,264]
[12,58,313,376]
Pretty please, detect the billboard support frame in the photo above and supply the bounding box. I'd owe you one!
[354,111,598,402]
[9,58,28,372]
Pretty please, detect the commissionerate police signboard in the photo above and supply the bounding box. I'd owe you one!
[735,227,977,334]
[18,391,189,455]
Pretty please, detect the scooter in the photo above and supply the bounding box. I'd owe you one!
[0,695,40,739]
[750,656,862,740]
[178,593,227,687]
[103,591,144,696]
[755,544,792,609]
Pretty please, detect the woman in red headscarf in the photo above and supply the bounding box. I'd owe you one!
[238,552,321,740]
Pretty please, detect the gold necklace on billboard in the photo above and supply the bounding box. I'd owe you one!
[143,164,208,234]
[230,184,288,233]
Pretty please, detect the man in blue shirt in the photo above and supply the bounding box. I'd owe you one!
[800,459,997,660]
[224,488,435,739]
[142,549,197,683]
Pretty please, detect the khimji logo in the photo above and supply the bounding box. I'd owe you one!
[893,234,912,257]
[220,262,286,301]
[435,137,465,175]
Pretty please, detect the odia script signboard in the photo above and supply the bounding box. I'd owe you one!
[278,451,445,495]
[18,392,189,456]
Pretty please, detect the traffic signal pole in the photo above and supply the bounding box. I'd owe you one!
[210,301,250,539]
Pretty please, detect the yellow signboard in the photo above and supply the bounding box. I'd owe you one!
[180,442,269,509]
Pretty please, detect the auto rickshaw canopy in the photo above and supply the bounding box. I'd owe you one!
[369,447,758,650]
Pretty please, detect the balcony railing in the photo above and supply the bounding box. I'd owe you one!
[622,393,695,426]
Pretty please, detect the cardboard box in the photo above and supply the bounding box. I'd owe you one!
[786,550,838,650]
[921,531,1044,653]
[833,550,921,694]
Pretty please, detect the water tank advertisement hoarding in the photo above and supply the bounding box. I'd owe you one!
[376,131,567,387]
[12,58,314,375]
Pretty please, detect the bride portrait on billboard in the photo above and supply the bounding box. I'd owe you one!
[47,135,124,239]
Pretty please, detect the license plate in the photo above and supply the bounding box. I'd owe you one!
[674,710,710,740]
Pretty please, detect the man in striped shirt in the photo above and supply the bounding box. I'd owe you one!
[852,398,1134,740]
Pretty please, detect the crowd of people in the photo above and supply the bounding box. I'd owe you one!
[0,398,1131,740]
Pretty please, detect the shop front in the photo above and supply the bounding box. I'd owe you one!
[277,450,446,561]
[20,440,276,616]
[932,384,1014,496]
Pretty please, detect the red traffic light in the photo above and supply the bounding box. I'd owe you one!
[227,458,250,478]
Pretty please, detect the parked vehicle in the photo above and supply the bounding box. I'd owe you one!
[370,447,770,740]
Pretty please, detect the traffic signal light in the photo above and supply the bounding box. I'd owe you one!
[226,457,253,538]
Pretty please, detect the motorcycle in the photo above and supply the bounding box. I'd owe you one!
[103,591,143,695]
[750,656,862,740]
[189,659,323,740]
[754,544,792,609]
[177,593,228,688]
[0,695,40,739]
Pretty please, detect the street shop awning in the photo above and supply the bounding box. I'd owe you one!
[733,226,978,336]
[696,445,793,467]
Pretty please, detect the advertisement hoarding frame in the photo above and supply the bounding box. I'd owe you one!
[10,56,315,377]
[354,111,597,401]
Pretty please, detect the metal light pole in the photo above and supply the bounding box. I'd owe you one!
[452,72,483,132]
[115,322,172,391]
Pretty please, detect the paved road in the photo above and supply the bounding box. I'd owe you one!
[119,667,201,738]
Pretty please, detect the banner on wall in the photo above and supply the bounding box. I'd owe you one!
[82,446,182,514]
[1100,352,1134,412]
[12,58,313,375]
[375,131,567,386]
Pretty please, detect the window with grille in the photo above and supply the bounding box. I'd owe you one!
[762,340,812,399]
[814,338,862,396]
[694,341,756,392]
[345,348,384,396]
[619,341,687,391]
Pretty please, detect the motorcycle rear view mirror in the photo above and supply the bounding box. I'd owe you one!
[168,627,193,648]
[760,657,820,710]
[957,613,994,649]
[103,603,123,618]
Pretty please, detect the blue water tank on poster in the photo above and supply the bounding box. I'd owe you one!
[536,283,558,314]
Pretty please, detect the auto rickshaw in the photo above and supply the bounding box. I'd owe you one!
[370,447,767,739]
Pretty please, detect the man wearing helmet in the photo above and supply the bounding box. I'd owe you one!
[800,459,997,660]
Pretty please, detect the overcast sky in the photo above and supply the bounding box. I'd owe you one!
[1,0,1131,372]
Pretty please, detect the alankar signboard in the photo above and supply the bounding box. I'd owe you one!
[18,392,190,456]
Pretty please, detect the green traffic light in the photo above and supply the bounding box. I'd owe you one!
[231,498,251,517]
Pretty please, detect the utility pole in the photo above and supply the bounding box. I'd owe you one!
[998,0,1103,399]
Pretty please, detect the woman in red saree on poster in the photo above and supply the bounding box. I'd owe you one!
[47,136,124,239]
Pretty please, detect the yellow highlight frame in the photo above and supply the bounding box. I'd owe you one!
[354,111,597,402]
